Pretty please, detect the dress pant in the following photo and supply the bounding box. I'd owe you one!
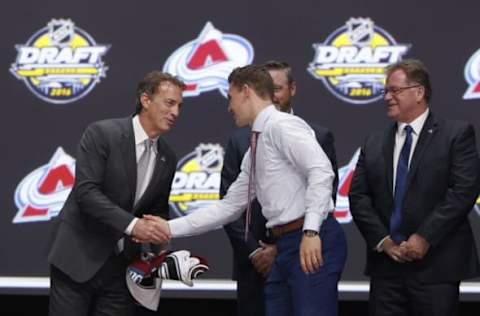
[236,260,266,316]
[49,254,135,316]
[265,216,347,316]
[369,274,459,316]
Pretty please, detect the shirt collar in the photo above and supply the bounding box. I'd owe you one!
[397,108,429,136]
[252,105,277,133]
[133,115,159,153]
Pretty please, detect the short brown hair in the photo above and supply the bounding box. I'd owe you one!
[263,60,294,85]
[228,64,274,101]
[386,59,432,102]
[135,71,186,114]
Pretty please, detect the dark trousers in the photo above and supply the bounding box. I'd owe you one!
[265,216,347,316]
[236,261,265,316]
[49,254,135,316]
[369,275,459,316]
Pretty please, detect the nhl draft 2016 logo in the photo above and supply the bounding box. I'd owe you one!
[463,48,480,100]
[169,144,224,217]
[13,147,75,223]
[10,19,110,104]
[333,149,360,224]
[308,18,410,105]
[163,22,254,98]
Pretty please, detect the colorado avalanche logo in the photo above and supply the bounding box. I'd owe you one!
[463,48,480,100]
[13,147,75,223]
[333,149,360,223]
[163,22,254,98]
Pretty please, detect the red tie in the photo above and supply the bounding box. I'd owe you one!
[245,131,259,241]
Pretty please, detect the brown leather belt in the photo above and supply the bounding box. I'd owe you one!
[267,217,304,240]
[265,213,334,242]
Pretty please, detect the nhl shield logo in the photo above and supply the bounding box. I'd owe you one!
[346,18,374,46]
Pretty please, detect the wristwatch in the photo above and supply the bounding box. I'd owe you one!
[303,229,319,237]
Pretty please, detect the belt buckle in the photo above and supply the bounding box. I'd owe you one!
[265,228,278,243]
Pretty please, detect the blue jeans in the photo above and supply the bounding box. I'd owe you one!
[265,216,347,316]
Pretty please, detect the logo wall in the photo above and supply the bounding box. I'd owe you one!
[169,144,224,217]
[10,19,109,104]
[12,144,359,225]
[308,18,410,105]
[14,147,75,223]
[163,22,254,98]
[463,48,480,100]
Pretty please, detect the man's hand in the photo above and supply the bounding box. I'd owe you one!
[300,234,323,274]
[131,215,171,244]
[251,241,277,277]
[401,234,430,260]
[382,237,411,263]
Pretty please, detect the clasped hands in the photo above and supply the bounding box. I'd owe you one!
[383,233,430,263]
[131,214,171,245]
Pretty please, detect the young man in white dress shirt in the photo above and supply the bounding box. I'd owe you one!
[149,64,347,315]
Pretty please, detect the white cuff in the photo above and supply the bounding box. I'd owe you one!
[125,218,138,236]
[375,235,390,252]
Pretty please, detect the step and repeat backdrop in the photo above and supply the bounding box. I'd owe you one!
[1,0,479,298]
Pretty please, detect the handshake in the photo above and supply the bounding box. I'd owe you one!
[131,214,172,245]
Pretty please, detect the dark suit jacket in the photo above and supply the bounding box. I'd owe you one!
[48,117,177,283]
[349,112,480,283]
[220,123,338,279]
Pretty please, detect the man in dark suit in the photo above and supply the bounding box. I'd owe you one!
[48,71,184,316]
[349,59,480,316]
[221,61,339,316]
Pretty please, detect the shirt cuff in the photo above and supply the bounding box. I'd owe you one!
[303,211,328,232]
[124,218,138,236]
[248,247,262,259]
[375,235,390,252]
[168,217,190,238]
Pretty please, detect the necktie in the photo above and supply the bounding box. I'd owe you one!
[245,131,259,242]
[135,139,154,204]
[390,125,413,244]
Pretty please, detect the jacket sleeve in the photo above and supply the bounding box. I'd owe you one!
[416,124,480,247]
[74,123,134,235]
[349,141,390,249]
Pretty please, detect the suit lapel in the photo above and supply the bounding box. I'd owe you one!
[383,123,396,197]
[120,118,137,209]
[405,113,437,190]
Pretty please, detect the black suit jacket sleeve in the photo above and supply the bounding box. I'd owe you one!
[349,142,390,250]
[417,124,480,247]
[312,126,339,201]
[74,123,134,234]
[221,132,261,262]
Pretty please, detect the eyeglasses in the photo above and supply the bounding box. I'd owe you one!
[381,85,421,96]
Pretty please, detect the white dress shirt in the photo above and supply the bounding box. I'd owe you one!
[169,105,335,237]
[392,108,429,192]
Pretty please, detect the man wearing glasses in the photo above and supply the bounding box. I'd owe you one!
[349,59,480,316]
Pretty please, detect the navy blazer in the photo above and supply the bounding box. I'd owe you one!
[349,113,480,282]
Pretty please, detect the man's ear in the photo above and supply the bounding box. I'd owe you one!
[416,86,425,103]
[140,93,150,111]
[290,81,297,97]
